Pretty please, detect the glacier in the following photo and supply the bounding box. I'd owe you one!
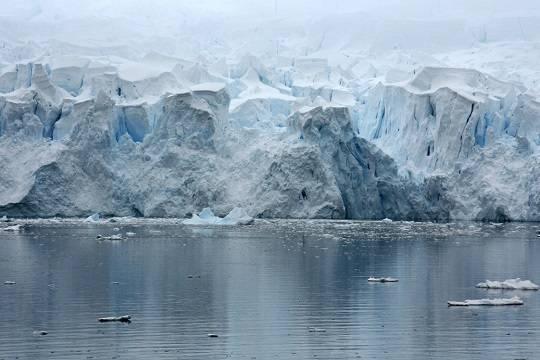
[1,6,540,221]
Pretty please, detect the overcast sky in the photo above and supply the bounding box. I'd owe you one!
[2,0,540,20]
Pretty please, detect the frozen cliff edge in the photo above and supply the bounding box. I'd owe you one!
[0,70,434,220]
[1,61,540,221]
[358,67,540,221]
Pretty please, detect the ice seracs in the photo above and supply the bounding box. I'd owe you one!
[1,13,540,221]
[476,279,539,291]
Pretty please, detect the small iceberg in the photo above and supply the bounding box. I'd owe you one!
[96,234,123,241]
[84,213,101,223]
[2,224,22,232]
[183,207,254,226]
[0,215,10,222]
[476,279,539,291]
[4,281,16,285]
[368,277,399,283]
[448,296,524,307]
[98,315,131,323]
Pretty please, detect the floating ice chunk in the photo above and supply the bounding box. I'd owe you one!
[221,207,255,225]
[308,327,327,333]
[98,315,131,323]
[33,331,48,336]
[183,208,220,225]
[448,296,524,306]
[183,208,253,226]
[84,213,101,223]
[207,333,219,338]
[0,216,9,222]
[96,234,123,241]
[4,281,16,285]
[2,224,22,232]
[476,279,539,291]
[126,232,136,237]
[381,218,393,223]
[368,277,399,283]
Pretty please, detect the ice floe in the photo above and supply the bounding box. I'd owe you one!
[183,208,254,226]
[368,277,399,283]
[476,279,539,291]
[2,224,22,232]
[448,296,524,306]
[98,315,131,323]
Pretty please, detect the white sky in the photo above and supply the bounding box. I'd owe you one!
[2,0,540,20]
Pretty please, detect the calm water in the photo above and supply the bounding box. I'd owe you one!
[1,220,539,360]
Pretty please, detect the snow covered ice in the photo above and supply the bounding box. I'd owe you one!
[448,297,524,307]
[183,208,254,226]
[1,2,540,221]
[476,279,540,291]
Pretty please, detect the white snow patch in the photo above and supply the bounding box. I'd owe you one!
[476,279,539,291]
[2,224,22,232]
[183,207,254,226]
[448,296,524,306]
[84,213,101,223]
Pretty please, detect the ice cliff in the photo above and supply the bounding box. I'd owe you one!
[1,11,540,221]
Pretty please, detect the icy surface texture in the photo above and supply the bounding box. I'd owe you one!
[476,279,539,291]
[1,6,540,220]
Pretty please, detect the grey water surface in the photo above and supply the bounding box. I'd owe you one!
[1,220,539,359]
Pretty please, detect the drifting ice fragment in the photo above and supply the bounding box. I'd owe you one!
[368,277,399,283]
[4,281,16,285]
[96,234,123,241]
[448,296,524,306]
[98,315,131,323]
[222,207,255,225]
[0,216,9,222]
[84,213,101,223]
[381,218,393,223]
[207,333,219,338]
[476,279,539,291]
[308,327,327,333]
[183,207,254,226]
[2,224,22,232]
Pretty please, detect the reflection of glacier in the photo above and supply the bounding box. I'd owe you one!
[2,14,540,221]
[1,222,539,358]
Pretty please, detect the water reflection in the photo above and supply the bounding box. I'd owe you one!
[0,221,539,359]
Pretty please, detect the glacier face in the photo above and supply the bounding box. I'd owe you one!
[1,10,540,221]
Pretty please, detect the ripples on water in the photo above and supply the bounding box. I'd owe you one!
[0,220,539,359]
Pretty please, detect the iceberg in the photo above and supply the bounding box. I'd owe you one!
[84,213,101,223]
[448,296,524,307]
[476,279,539,291]
[183,208,254,226]
[2,224,22,232]
[368,277,399,283]
[98,315,131,323]
[96,234,123,241]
